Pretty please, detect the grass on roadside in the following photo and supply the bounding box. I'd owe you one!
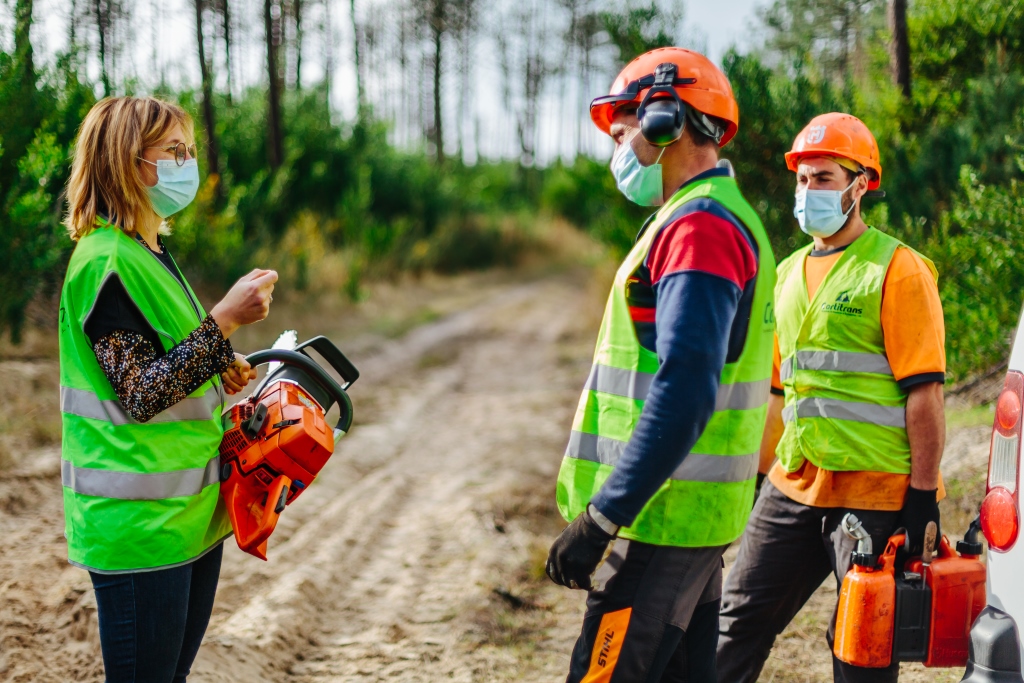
[946,403,996,430]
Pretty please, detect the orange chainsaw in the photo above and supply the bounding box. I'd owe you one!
[219,336,359,560]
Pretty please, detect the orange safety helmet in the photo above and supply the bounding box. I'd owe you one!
[590,47,740,147]
[785,113,883,189]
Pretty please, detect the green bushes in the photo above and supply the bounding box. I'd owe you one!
[541,157,647,256]
[4,0,1024,389]
[164,87,545,289]
[0,54,95,342]
[924,169,1024,382]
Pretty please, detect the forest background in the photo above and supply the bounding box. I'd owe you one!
[1,0,1023,385]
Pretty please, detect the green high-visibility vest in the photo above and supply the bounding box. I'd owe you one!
[774,227,937,474]
[59,222,232,573]
[556,174,777,547]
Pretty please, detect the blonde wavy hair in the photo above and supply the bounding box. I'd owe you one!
[63,96,195,241]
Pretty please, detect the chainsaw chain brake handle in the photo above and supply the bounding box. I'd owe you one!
[226,472,291,561]
[244,348,355,434]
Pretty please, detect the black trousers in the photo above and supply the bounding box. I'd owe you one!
[717,481,902,683]
[89,543,223,683]
[567,539,727,683]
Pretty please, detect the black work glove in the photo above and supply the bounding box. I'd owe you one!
[753,472,766,508]
[546,508,616,590]
[898,486,941,557]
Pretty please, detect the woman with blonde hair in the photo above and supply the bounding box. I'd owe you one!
[59,96,276,681]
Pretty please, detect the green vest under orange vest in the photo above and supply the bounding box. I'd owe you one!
[556,173,777,548]
[59,223,232,573]
[774,226,937,475]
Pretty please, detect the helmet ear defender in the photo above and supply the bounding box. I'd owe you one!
[637,62,727,147]
[637,63,687,147]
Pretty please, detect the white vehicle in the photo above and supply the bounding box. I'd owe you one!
[962,312,1024,681]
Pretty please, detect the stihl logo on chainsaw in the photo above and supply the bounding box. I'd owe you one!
[219,335,359,561]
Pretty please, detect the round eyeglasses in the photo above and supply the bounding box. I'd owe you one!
[144,142,198,167]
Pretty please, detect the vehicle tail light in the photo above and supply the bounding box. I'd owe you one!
[981,487,1019,551]
[983,371,1023,552]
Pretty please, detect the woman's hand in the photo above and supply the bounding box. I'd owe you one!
[222,353,256,395]
[210,269,278,339]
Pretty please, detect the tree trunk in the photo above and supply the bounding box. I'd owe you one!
[222,0,233,105]
[323,0,334,104]
[69,0,78,52]
[888,0,911,98]
[293,0,303,88]
[265,0,285,169]
[430,0,444,163]
[350,0,365,117]
[194,0,222,201]
[14,0,34,85]
[95,0,111,96]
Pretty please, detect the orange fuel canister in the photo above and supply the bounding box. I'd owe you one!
[834,531,904,668]
[905,534,987,667]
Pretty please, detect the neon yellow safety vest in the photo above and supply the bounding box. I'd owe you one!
[556,174,777,547]
[59,222,232,573]
[774,227,937,474]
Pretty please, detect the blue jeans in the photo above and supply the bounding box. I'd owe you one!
[89,543,223,683]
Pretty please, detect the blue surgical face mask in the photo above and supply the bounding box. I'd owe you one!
[611,140,666,207]
[793,178,858,238]
[142,158,200,218]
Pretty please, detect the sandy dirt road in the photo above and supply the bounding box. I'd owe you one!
[0,266,990,682]
[0,269,596,682]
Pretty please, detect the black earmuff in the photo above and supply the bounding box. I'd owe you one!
[637,63,686,147]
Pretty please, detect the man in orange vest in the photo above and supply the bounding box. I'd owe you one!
[716,113,946,682]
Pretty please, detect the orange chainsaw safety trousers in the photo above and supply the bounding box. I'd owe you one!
[566,540,726,682]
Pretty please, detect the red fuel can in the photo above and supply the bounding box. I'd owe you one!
[835,516,987,670]
[906,536,987,667]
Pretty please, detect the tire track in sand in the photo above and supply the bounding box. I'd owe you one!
[192,273,592,682]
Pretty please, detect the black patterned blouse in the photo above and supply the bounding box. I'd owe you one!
[85,236,235,423]
[92,316,235,423]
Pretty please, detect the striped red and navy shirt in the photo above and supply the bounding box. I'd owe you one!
[590,167,763,528]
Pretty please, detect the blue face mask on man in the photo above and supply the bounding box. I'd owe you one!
[611,140,666,207]
[141,158,200,218]
[793,177,859,238]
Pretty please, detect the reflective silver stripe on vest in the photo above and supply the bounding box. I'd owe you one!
[60,386,223,425]
[61,455,220,500]
[780,351,892,382]
[781,397,906,428]
[564,431,758,483]
[715,379,771,412]
[584,364,654,401]
[585,364,769,412]
[780,357,793,382]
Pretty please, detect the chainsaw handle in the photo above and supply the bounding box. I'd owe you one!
[293,336,359,387]
[231,474,291,560]
[244,349,354,433]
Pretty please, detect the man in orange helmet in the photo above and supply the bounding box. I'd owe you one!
[546,47,777,681]
[717,113,947,682]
